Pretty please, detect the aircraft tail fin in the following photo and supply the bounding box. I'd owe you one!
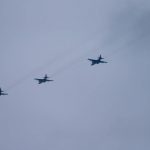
[99,54,104,60]
[44,74,49,79]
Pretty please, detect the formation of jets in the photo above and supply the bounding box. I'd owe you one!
[0,88,8,96]
[88,54,107,65]
[1,54,107,96]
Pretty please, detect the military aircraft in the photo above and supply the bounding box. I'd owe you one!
[88,54,107,66]
[0,88,8,96]
[35,74,53,84]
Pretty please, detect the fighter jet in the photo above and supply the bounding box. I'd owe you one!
[88,54,107,66]
[0,88,8,96]
[35,74,53,84]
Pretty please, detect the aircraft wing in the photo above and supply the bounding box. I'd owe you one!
[46,79,54,82]
[34,78,43,84]
[35,78,42,81]
[1,93,8,95]
[88,58,94,61]
[100,60,107,63]
[88,59,96,65]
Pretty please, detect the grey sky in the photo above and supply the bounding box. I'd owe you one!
[0,0,150,150]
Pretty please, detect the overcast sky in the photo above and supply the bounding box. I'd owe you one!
[0,0,150,150]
